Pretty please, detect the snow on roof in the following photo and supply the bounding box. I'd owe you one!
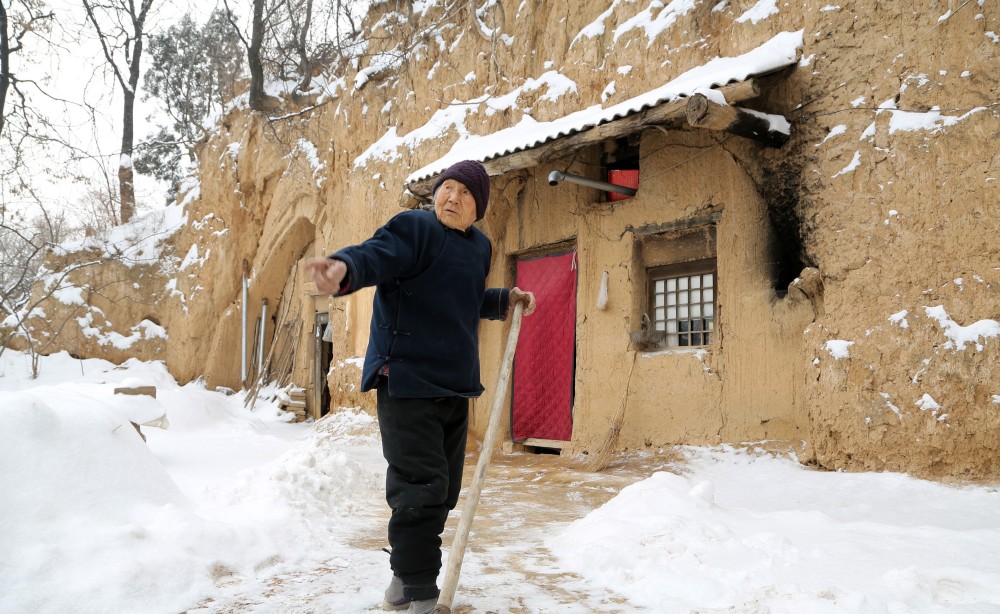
[405,30,803,189]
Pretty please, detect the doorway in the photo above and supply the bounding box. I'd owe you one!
[312,312,332,417]
[511,249,577,446]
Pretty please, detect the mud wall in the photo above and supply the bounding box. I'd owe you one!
[11,0,998,480]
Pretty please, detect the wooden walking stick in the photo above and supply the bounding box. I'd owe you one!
[432,301,524,614]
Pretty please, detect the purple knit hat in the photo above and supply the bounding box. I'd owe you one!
[431,160,491,221]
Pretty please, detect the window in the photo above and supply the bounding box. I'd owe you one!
[649,259,716,347]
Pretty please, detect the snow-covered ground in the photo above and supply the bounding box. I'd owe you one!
[2,351,999,613]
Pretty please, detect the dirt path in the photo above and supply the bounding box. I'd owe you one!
[364,449,677,613]
[190,442,678,613]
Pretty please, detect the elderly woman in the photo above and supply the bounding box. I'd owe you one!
[306,160,535,614]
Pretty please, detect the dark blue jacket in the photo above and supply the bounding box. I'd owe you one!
[330,209,509,398]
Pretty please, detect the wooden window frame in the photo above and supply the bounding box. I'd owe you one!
[648,258,717,348]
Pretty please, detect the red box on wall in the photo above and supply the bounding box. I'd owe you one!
[607,169,639,201]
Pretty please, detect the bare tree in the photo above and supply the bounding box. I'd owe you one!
[81,0,155,225]
[1,0,55,133]
[222,0,277,112]
[1,0,57,199]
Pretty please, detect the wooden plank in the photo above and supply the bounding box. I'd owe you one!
[685,93,790,147]
[520,438,568,449]
[113,386,157,398]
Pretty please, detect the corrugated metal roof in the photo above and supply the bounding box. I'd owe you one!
[405,30,803,191]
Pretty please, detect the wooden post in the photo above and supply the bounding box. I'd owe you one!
[685,93,790,147]
[432,303,524,614]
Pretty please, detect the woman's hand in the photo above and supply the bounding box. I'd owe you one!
[305,257,347,295]
[509,287,537,316]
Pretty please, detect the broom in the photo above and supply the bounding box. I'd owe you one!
[585,346,638,472]
[432,301,524,614]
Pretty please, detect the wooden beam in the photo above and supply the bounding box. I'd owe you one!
[404,79,765,201]
[685,93,789,148]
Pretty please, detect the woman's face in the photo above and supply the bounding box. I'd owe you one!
[433,178,477,231]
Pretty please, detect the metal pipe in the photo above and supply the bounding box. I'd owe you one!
[258,299,268,376]
[241,271,248,386]
[547,170,638,197]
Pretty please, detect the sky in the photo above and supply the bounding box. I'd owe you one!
[2,350,999,614]
[4,0,228,220]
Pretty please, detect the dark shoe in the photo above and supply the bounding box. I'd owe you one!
[407,598,438,614]
[383,575,409,611]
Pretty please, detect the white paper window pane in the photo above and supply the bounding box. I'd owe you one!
[667,321,677,333]
[704,274,714,288]
[655,294,665,307]
[655,280,665,293]
[655,321,665,331]
[679,277,689,290]
[691,290,701,302]
[656,308,665,321]
[667,293,677,306]
[667,307,676,320]
[707,318,714,331]
[691,304,701,317]
[679,291,689,304]
[667,334,679,346]
[679,305,689,318]
[704,288,714,302]
[705,303,714,317]
[667,279,676,292]
[691,276,701,289]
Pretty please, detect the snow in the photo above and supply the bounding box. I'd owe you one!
[881,392,904,419]
[574,1,625,42]
[833,150,861,177]
[889,309,909,329]
[57,201,189,267]
[179,244,207,271]
[550,447,1000,612]
[888,107,987,134]
[916,393,942,412]
[293,138,327,188]
[602,81,617,102]
[3,351,1000,613]
[924,305,1000,351]
[613,0,698,45]
[743,107,790,134]
[735,0,779,24]
[52,285,86,305]
[824,339,854,359]
[816,124,847,146]
[402,30,803,184]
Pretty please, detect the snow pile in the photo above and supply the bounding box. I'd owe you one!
[5,352,1000,612]
[0,352,384,614]
[549,447,1000,612]
[77,314,169,349]
[0,387,221,614]
[56,202,188,267]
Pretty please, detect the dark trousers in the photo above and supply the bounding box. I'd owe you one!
[376,381,469,600]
